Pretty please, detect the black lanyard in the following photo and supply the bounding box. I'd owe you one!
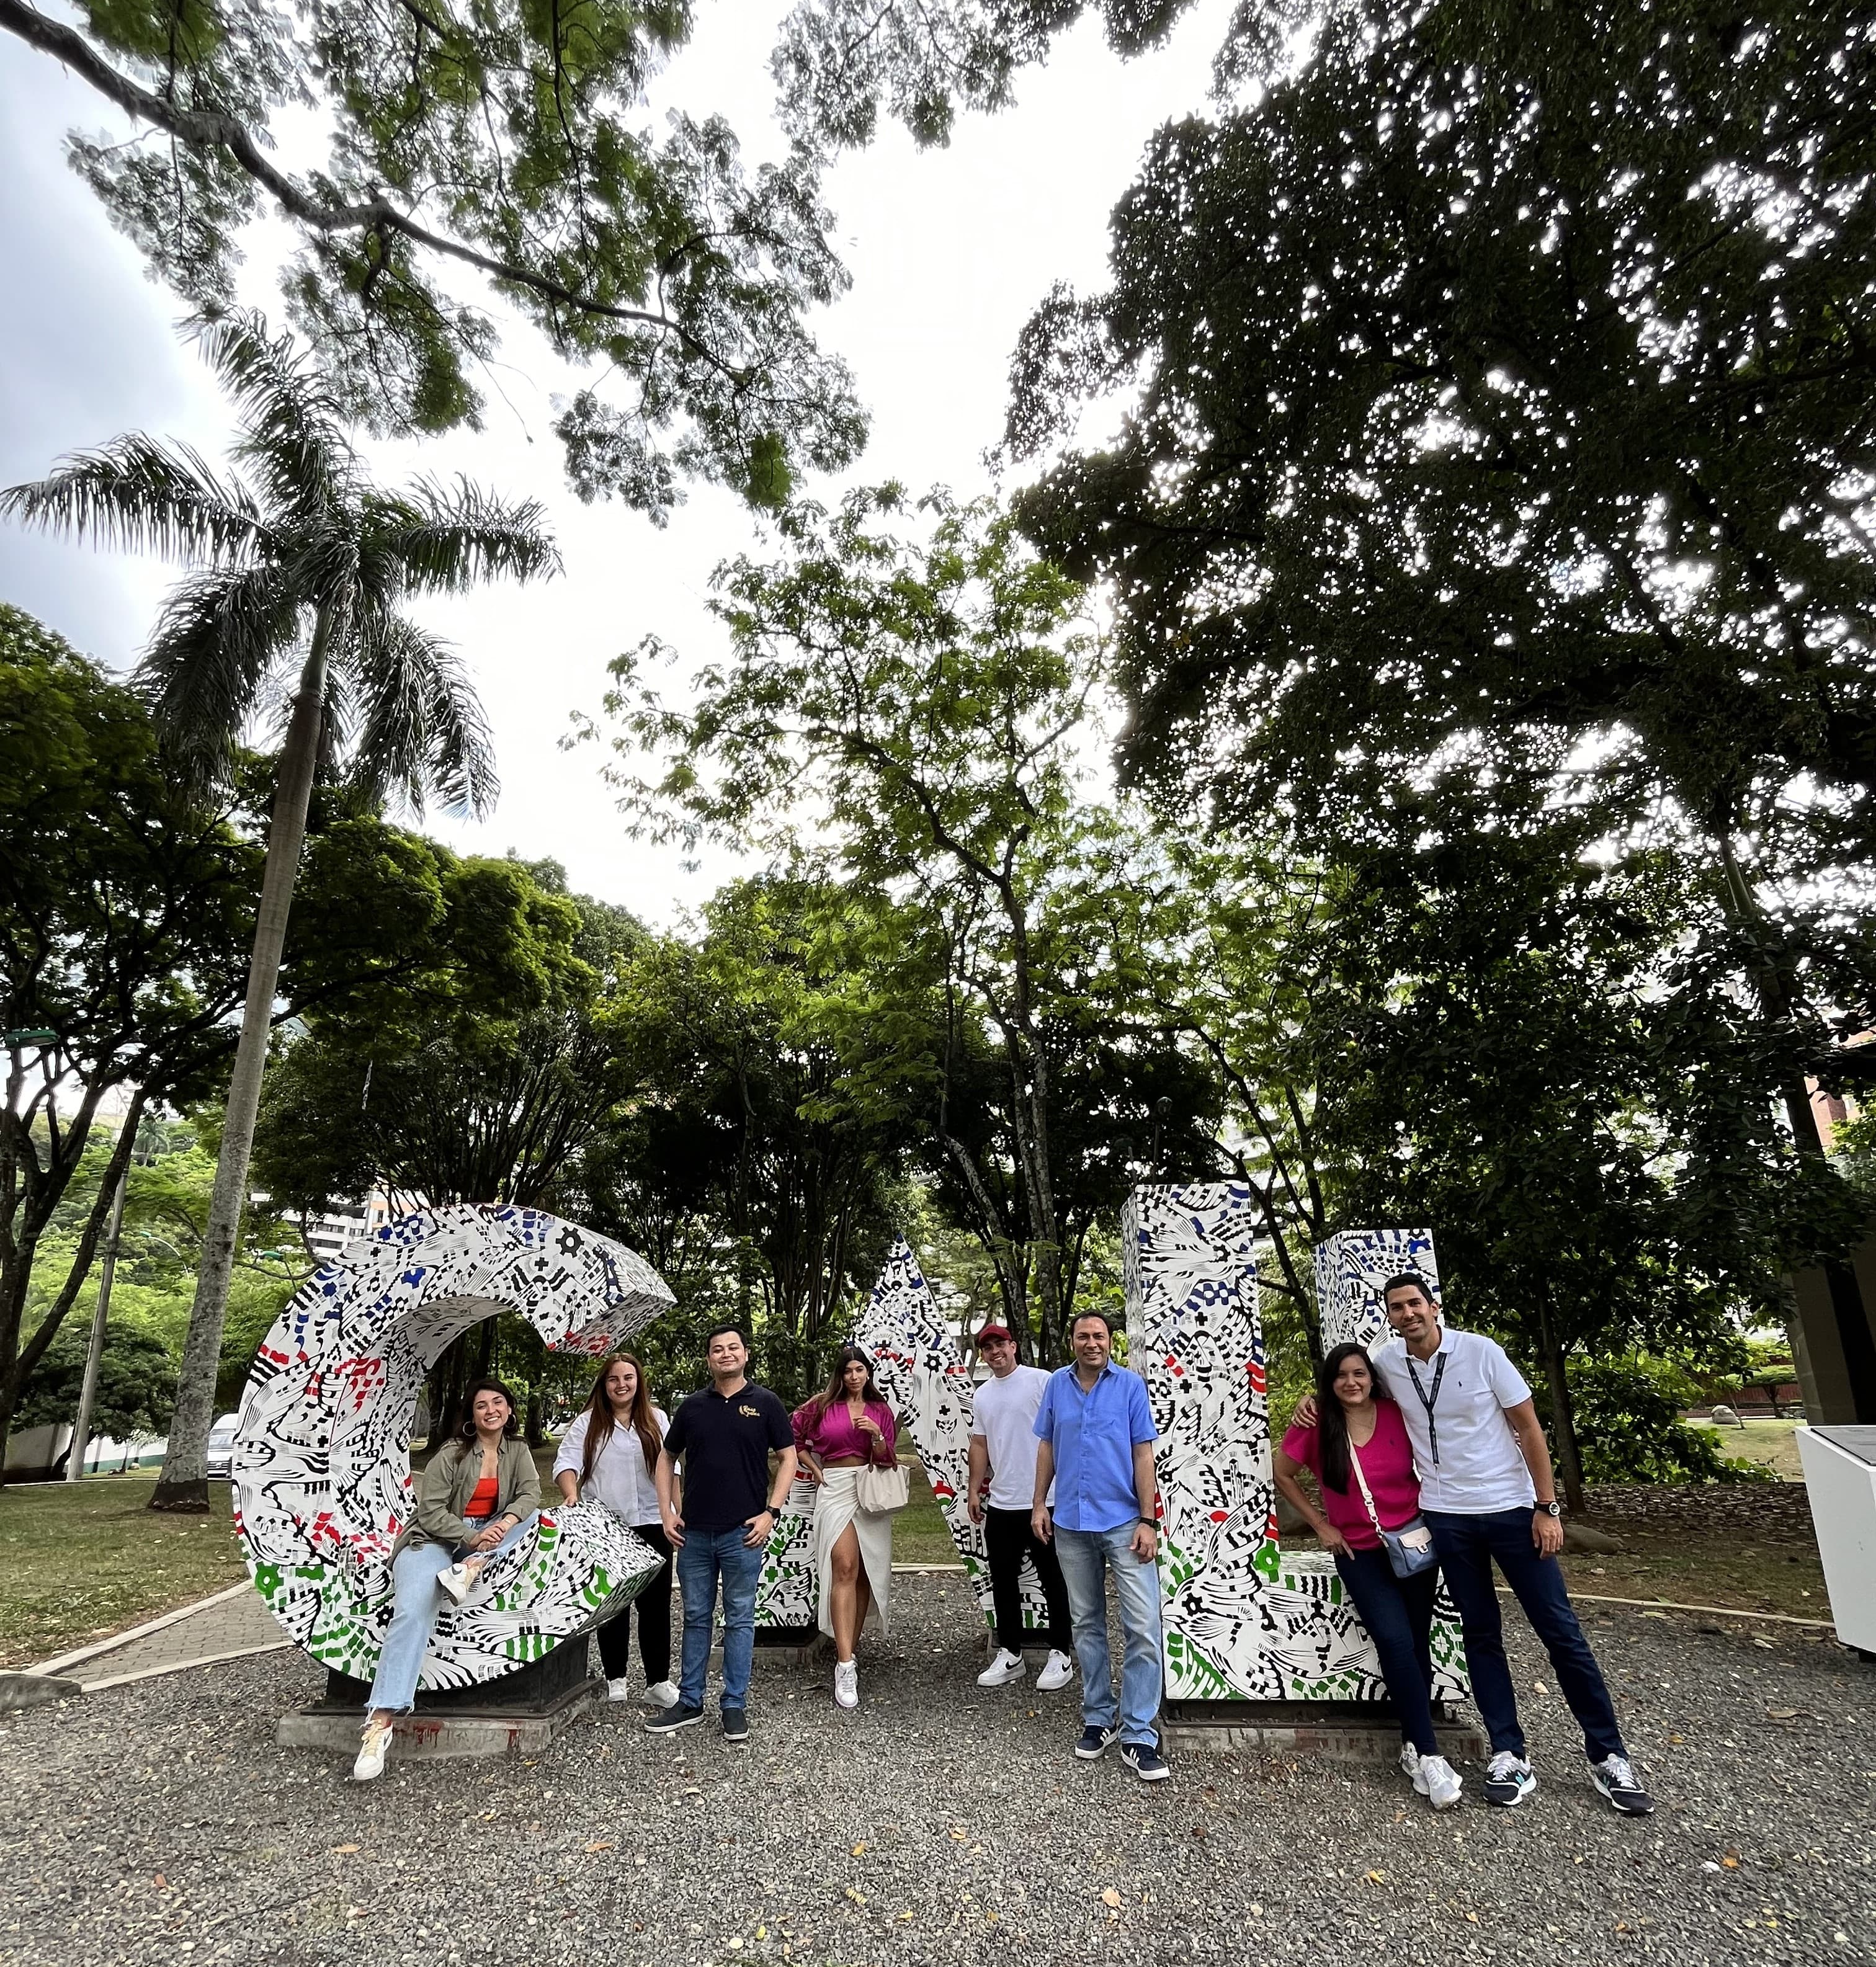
[1402,1351,1448,1465]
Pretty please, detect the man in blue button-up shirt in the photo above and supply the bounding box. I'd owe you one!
[1031,1310,1168,1780]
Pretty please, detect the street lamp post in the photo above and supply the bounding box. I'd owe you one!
[67,1160,127,1483]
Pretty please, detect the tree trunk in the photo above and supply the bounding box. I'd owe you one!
[150,623,328,1511]
[1718,837,1876,1421]
[1535,1299,1587,1517]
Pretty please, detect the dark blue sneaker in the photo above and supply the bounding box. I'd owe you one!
[720,1706,749,1744]
[1590,1754,1653,1816]
[1074,1724,1117,1760]
[645,1703,706,1734]
[1120,1741,1170,1782]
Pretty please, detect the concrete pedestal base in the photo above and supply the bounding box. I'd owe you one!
[1160,1698,1487,1765]
[280,1633,602,1760]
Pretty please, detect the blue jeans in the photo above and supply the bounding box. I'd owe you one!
[1054,1523,1164,1746]
[1334,1546,1440,1757]
[677,1526,765,1711]
[1426,1507,1625,1764]
[367,1515,535,1712]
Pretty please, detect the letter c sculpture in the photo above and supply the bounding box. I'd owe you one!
[233,1204,674,1691]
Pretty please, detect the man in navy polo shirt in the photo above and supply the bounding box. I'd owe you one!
[649,1324,796,1742]
[1031,1309,1168,1781]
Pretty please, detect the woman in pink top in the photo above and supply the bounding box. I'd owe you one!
[792,1347,900,1710]
[1275,1343,1463,1809]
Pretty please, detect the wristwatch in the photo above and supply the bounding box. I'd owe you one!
[1137,1515,1158,1528]
[1535,1500,1561,1517]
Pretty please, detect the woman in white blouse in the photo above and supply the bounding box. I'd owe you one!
[553,1352,677,1706]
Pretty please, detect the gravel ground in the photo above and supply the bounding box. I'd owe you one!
[4,1572,1873,1967]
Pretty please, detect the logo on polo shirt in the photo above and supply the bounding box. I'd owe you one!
[738,1403,760,1417]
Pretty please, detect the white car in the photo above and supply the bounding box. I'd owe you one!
[204,1412,241,1479]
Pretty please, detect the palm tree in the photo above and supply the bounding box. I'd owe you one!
[1,312,560,1510]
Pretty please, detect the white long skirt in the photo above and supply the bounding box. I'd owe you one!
[811,1466,893,1639]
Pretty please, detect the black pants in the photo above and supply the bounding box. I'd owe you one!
[1334,1545,1441,1757]
[983,1505,1073,1653]
[597,1520,673,1686]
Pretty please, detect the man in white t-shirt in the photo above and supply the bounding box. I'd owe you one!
[1371,1273,1653,1818]
[966,1324,1075,1692]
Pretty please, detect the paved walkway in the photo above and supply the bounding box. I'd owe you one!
[35,1584,288,1691]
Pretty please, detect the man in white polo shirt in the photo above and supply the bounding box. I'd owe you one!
[965,1324,1075,1693]
[1371,1272,1653,1817]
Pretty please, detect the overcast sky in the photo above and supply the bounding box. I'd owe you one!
[0,1,1230,926]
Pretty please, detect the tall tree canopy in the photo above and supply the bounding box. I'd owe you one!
[1006,0,1876,851]
[0,0,867,507]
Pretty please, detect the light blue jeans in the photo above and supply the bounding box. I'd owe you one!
[366,1516,534,1712]
[1053,1522,1164,1746]
[677,1526,765,1711]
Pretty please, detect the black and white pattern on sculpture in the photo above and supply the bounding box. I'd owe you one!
[1313,1228,1440,1354]
[1125,1185,1467,1705]
[756,1241,1049,1635]
[233,1205,674,1689]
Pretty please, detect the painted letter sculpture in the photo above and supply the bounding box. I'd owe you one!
[1123,1185,1467,1705]
[756,1241,1050,1638]
[233,1205,673,1691]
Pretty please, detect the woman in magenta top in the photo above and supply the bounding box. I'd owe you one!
[1275,1343,1463,1809]
[792,1347,900,1710]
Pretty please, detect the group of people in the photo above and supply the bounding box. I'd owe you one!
[351,1279,1656,1822]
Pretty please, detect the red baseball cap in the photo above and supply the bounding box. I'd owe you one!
[976,1324,1015,1345]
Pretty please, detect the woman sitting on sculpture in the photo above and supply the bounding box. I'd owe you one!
[1274,1344,1463,1811]
[354,1377,541,1782]
[792,1347,900,1711]
[553,1352,677,1708]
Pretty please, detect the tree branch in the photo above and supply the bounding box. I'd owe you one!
[0,0,744,377]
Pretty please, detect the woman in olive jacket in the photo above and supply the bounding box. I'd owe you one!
[354,1379,541,1780]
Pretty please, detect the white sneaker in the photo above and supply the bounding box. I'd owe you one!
[1035,1649,1075,1692]
[437,1561,471,1604]
[645,1680,680,1709]
[1398,1741,1421,1782]
[1414,1753,1464,1810]
[606,1676,635,1702]
[977,1648,1025,1688]
[834,1660,859,1710]
[352,1718,393,1782]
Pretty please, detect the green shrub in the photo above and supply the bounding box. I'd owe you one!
[1550,1355,1776,1486]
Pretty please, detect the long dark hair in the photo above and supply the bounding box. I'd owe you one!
[579,1352,661,1481]
[808,1345,883,1423]
[454,1377,521,1456]
[1313,1344,1390,1496]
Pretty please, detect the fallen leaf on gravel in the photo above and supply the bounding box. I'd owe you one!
[154,1876,168,1891]
[897,1911,914,1923]
[851,1842,867,1856]
[583,1842,612,1853]
[1669,1734,1684,1744]
[844,1888,867,1906]
[1722,1856,1740,1870]
[1365,1871,1389,1886]
[1101,1889,1122,1908]
[948,1826,968,1841]
[329,1845,360,1856]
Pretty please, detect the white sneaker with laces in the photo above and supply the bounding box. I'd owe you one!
[1398,1741,1421,1782]
[645,1680,680,1709]
[436,1562,471,1604]
[834,1660,859,1710]
[606,1676,634,1702]
[352,1718,393,1782]
[1035,1649,1075,1692]
[1415,1753,1464,1810]
[977,1648,1025,1688]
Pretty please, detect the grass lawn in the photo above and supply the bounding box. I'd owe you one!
[0,1475,246,1667]
[1685,1416,1807,1480]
